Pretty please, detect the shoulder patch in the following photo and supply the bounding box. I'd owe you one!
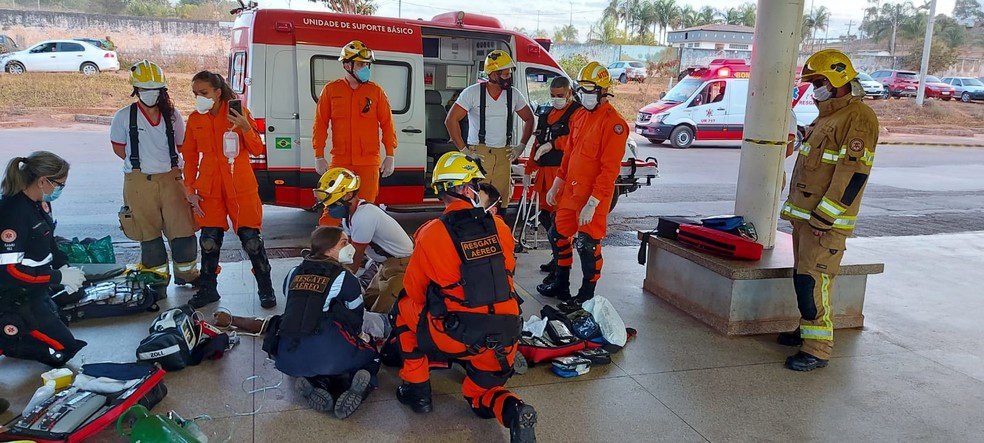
[614,124,624,135]
[289,274,331,293]
[1,229,16,243]
[849,138,864,152]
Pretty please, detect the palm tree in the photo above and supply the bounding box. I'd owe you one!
[554,24,580,43]
[807,5,830,52]
[653,0,679,44]
[603,0,622,30]
[680,5,699,28]
[589,15,621,44]
[719,7,743,25]
[697,5,716,25]
[738,2,756,27]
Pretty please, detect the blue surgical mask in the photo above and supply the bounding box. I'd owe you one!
[355,66,371,83]
[328,202,349,219]
[43,184,63,202]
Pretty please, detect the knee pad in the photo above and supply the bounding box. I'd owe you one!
[573,232,600,255]
[139,237,168,268]
[547,225,565,243]
[793,273,818,320]
[169,236,198,263]
[537,210,553,230]
[199,227,225,253]
[237,227,264,254]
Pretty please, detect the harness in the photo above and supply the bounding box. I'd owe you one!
[128,103,178,171]
[417,207,521,371]
[533,102,581,167]
[478,83,513,146]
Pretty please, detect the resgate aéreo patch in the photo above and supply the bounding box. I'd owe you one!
[459,235,502,261]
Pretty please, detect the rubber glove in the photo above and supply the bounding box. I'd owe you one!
[380,155,395,178]
[578,196,600,226]
[508,143,526,162]
[461,146,479,159]
[522,174,532,188]
[315,157,329,176]
[545,177,563,207]
[59,266,86,294]
[534,141,554,161]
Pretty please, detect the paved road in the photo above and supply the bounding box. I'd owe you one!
[3,125,983,255]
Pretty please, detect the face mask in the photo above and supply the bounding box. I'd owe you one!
[813,85,833,102]
[138,90,160,107]
[354,65,371,83]
[327,202,349,219]
[195,95,215,114]
[337,244,356,264]
[43,180,63,202]
[497,76,513,90]
[551,97,568,110]
[579,91,599,111]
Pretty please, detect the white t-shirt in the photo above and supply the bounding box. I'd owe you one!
[342,202,414,262]
[455,82,530,148]
[110,105,185,174]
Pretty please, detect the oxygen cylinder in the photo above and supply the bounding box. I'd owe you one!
[117,404,202,443]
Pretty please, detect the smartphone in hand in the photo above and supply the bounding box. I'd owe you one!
[229,99,242,115]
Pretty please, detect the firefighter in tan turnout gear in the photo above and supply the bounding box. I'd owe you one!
[778,49,878,372]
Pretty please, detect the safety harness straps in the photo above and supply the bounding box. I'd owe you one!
[128,103,178,171]
[478,83,513,146]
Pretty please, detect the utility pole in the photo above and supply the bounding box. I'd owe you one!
[915,0,938,106]
[536,10,541,34]
[569,1,573,27]
[845,20,854,53]
[399,0,402,18]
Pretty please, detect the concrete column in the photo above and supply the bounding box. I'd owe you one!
[915,0,938,107]
[734,0,806,249]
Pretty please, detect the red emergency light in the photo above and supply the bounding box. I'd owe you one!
[717,67,731,78]
[275,21,293,32]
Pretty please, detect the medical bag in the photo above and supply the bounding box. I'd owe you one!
[677,224,764,260]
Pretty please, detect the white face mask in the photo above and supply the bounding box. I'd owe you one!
[813,85,833,102]
[551,97,568,110]
[195,95,215,114]
[337,243,356,264]
[579,92,599,111]
[138,90,160,107]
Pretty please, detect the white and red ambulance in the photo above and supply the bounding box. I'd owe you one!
[228,7,657,210]
[634,59,817,148]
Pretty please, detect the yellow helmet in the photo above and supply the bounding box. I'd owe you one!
[577,61,613,90]
[484,50,516,75]
[432,151,485,194]
[801,49,858,88]
[129,60,166,89]
[339,40,375,63]
[314,167,361,206]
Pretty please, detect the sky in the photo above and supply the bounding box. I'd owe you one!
[258,0,959,42]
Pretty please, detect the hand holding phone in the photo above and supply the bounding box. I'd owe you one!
[229,99,242,116]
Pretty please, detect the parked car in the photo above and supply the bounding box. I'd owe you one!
[607,61,647,84]
[870,69,919,98]
[940,76,984,103]
[0,34,19,54]
[857,72,887,99]
[0,39,119,75]
[923,75,955,100]
[73,37,110,50]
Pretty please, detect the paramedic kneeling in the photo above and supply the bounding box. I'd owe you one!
[0,152,87,367]
[266,227,380,420]
[394,152,536,443]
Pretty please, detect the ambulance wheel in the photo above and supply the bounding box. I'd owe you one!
[670,126,694,149]
[646,138,665,145]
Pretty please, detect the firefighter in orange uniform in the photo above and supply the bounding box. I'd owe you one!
[523,75,582,282]
[183,71,277,310]
[312,40,398,226]
[394,152,536,443]
[537,62,628,312]
[778,49,878,372]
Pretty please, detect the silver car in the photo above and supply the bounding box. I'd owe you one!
[941,77,984,103]
[857,73,887,99]
[607,61,647,84]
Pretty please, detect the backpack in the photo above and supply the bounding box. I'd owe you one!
[135,305,200,371]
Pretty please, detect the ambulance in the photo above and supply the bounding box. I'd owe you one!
[634,59,818,148]
[228,7,658,210]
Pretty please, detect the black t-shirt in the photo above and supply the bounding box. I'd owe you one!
[0,192,66,289]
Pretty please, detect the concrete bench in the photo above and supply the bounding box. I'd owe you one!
[637,230,884,336]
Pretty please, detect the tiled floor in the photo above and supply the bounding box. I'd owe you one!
[3,232,984,442]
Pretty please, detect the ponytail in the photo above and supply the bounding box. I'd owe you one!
[191,70,236,103]
[1,151,70,197]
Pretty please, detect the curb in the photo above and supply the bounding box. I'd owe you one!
[0,120,33,129]
[880,141,984,147]
[74,114,112,125]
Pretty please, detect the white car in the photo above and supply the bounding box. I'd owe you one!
[1,39,119,75]
[607,61,648,84]
[856,72,887,99]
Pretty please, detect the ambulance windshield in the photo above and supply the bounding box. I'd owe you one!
[662,78,703,103]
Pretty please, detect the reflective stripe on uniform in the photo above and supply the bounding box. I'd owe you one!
[832,216,857,229]
[802,273,834,341]
[173,261,197,272]
[0,252,25,265]
[798,142,812,156]
[821,148,842,164]
[817,197,846,219]
[781,202,811,220]
[861,148,875,166]
[22,253,53,267]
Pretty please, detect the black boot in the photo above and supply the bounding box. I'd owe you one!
[188,278,220,309]
[540,266,557,286]
[397,381,433,414]
[784,351,828,372]
[255,270,277,309]
[558,281,595,313]
[536,267,571,300]
[539,259,555,273]
[190,228,223,309]
[777,329,804,347]
[239,227,277,309]
[503,397,537,443]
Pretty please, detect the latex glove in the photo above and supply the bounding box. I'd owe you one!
[380,155,395,178]
[578,196,600,226]
[59,266,85,294]
[545,177,563,207]
[187,194,205,218]
[461,146,478,159]
[522,174,532,188]
[534,141,554,162]
[508,143,526,162]
[315,157,329,176]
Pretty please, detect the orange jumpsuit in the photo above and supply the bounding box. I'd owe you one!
[312,79,397,225]
[395,200,523,427]
[552,101,628,281]
[524,103,579,212]
[183,101,265,231]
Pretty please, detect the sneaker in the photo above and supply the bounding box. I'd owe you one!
[334,369,372,419]
[307,387,335,414]
[777,330,804,347]
[507,402,537,443]
[188,287,220,309]
[784,351,829,372]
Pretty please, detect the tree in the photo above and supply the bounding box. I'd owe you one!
[653,0,680,44]
[588,15,622,44]
[864,2,916,59]
[679,5,699,28]
[697,6,716,25]
[933,14,967,48]
[953,0,984,22]
[805,5,830,51]
[719,7,742,25]
[310,0,378,15]
[901,38,957,72]
[553,24,579,43]
[738,2,756,27]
